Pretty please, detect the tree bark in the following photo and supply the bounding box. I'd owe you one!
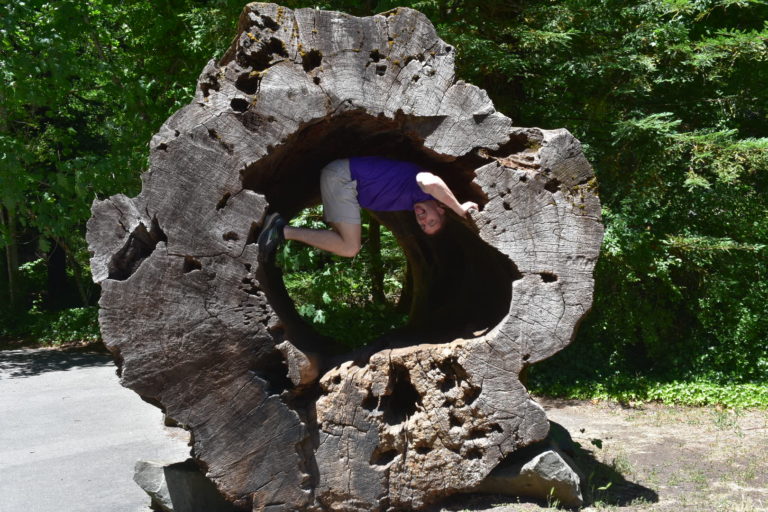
[87,5,603,511]
[1,206,19,309]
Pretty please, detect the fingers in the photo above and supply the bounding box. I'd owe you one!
[462,201,479,216]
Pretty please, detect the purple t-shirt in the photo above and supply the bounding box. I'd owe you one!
[349,157,433,211]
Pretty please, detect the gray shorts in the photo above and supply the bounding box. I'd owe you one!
[320,159,360,224]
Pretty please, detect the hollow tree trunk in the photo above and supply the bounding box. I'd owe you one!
[87,5,603,512]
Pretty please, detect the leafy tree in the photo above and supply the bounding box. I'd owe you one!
[2,0,766,405]
[0,0,244,336]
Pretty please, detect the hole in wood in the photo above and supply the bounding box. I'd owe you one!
[468,428,488,439]
[465,447,482,459]
[362,392,378,411]
[235,72,262,94]
[301,49,322,72]
[462,385,481,406]
[539,272,558,283]
[230,98,249,112]
[438,357,467,391]
[276,210,408,346]
[370,447,398,466]
[216,193,231,210]
[238,36,288,71]
[449,412,463,428]
[379,363,421,425]
[108,218,167,281]
[544,177,561,193]
[259,14,280,31]
[183,256,202,273]
[241,110,521,358]
[241,276,259,295]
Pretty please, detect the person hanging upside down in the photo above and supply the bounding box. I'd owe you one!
[258,156,478,261]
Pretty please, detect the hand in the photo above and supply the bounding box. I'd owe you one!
[460,201,479,217]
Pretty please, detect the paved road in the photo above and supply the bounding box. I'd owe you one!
[0,348,190,512]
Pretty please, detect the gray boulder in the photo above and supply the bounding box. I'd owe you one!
[473,423,585,508]
[134,459,235,512]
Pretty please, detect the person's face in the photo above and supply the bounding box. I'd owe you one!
[414,200,445,235]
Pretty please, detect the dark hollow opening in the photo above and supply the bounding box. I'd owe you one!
[108,218,167,281]
[379,363,421,425]
[242,110,521,358]
[301,49,323,72]
[370,447,398,466]
[438,357,468,392]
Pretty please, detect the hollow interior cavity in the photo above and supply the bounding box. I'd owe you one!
[276,207,409,347]
[243,111,521,357]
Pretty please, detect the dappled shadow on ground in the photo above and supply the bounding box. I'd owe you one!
[0,347,113,379]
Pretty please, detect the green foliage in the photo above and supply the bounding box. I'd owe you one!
[30,307,101,345]
[279,207,407,347]
[2,0,766,408]
[0,305,100,346]
[473,0,768,397]
[529,367,768,408]
[0,0,244,334]
[1,258,100,344]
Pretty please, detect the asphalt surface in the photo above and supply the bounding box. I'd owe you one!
[0,348,191,512]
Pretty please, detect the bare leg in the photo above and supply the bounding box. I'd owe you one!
[284,221,361,258]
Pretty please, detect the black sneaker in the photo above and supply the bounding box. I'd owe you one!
[257,213,286,262]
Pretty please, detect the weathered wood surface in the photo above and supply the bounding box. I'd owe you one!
[87,4,603,511]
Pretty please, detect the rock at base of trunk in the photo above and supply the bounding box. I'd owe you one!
[134,459,236,512]
[473,424,585,508]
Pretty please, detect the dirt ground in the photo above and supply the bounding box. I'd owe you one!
[438,397,768,511]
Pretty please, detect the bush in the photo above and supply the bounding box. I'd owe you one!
[31,307,101,345]
[0,306,101,346]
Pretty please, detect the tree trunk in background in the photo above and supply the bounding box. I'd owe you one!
[56,238,91,307]
[397,260,414,313]
[368,217,386,304]
[86,5,603,511]
[46,243,68,310]
[1,206,19,309]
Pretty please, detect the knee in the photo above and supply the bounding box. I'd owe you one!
[339,242,361,258]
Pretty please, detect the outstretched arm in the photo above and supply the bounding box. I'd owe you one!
[416,172,478,217]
